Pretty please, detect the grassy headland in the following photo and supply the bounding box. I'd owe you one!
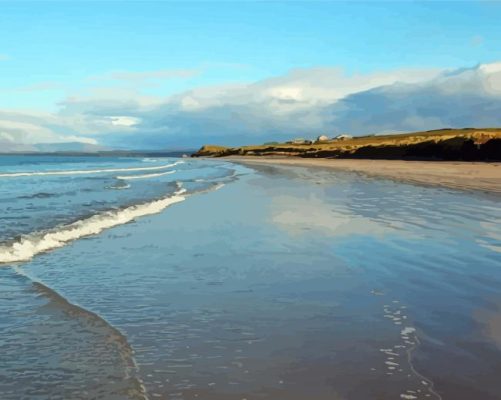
[193,128,501,161]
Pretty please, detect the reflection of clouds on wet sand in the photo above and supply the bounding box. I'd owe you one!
[477,220,501,254]
[245,163,501,398]
[251,164,437,238]
[270,193,403,238]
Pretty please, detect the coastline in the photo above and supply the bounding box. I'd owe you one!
[225,156,501,194]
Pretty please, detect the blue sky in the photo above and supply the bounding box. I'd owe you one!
[1,1,501,148]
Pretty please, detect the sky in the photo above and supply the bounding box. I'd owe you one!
[1,1,501,150]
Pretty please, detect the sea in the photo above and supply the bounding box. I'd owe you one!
[0,155,500,400]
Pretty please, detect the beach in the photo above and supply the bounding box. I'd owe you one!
[1,156,501,399]
[3,2,501,399]
[227,156,501,194]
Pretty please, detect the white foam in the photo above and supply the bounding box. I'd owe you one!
[401,327,416,336]
[385,361,399,366]
[380,349,399,356]
[108,183,131,190]
[116,170,176,180]
[0,189,187,264]
[0,160,184,178]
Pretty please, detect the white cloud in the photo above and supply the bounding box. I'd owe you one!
[0,119,59,144]
[252,67,442,104]
[1,62,501,149]
[109,116,141,127]
[479,62,501,74]
[325,61,501,134]
[0,113,100,148]
[61,135,98,145]
[0,54,10,61]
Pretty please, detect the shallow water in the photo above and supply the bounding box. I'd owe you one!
[1,157,500,399]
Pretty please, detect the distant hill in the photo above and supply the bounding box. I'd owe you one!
[0,142,196,158]
[193,128,501,161]
[0,142,37,152]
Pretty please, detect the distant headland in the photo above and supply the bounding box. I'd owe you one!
[192,128,501,161]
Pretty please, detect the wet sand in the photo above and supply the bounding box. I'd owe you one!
[3,160,501,399]
[226,157,501,194]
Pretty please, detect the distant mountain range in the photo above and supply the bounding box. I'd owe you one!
[0,142,196,157]
[0,141,196,157]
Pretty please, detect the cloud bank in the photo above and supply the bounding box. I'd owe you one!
[1,62,501,150]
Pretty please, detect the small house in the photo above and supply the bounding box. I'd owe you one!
[316,135,330,143]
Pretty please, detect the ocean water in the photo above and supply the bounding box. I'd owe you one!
[0,156,500,400]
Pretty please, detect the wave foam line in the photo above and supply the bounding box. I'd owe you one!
[116,170,176,180]
[0,189,187,264]
[0,160,184,178]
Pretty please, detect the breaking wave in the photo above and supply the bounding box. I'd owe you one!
[116,170,177,180]
[0,189,187,264]
[0,160,184,178]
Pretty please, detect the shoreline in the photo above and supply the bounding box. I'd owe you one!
[224,156,501,194]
